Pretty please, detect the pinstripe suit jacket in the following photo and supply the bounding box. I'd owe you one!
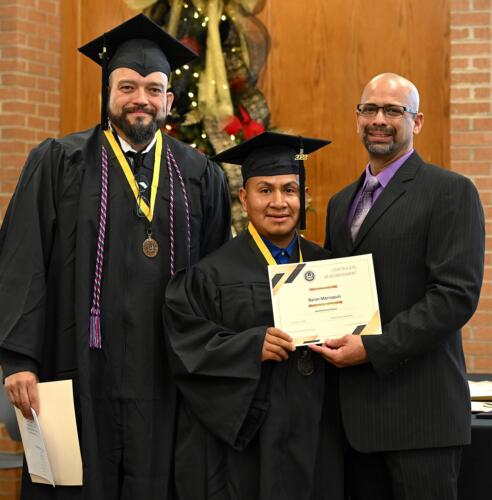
[324,151,485,452]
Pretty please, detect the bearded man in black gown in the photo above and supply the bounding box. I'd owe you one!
[0,14,230,500]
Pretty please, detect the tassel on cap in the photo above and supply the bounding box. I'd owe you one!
[100,41,109,130]
[298,137,307,230]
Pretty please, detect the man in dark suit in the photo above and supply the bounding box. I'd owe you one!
[312,73,485,499]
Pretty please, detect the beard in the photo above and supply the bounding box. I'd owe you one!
[362,125,397,156]
[108,104,167,146]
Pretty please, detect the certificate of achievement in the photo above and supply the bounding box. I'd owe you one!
[268,254,381,346]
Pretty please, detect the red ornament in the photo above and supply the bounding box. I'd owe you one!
[239,106,265,139]
[223,115,243,135]
[243,120,265,140]
[222,106,265,139]
[180,36,201,55]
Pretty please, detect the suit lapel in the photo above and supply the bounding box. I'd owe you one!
[353,152,423,249]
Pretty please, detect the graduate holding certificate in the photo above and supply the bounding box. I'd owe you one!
[164,132,345,500]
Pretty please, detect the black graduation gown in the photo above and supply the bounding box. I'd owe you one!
[0,125,231,500]
[164,231,344,500]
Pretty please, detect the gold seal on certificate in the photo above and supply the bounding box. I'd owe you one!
[268,254,382,347]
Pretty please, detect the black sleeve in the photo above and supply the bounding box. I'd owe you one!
[164,266,270,451]
[199,160,232,258]
[0,140,61,363]
[0,348,39,380]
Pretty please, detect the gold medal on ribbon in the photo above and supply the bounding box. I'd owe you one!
[142,227,159,258]
[143,236,159,258]
[103,129,164,258]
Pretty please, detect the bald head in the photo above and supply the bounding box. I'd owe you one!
[361,73,420,112]
[356,73,424,173]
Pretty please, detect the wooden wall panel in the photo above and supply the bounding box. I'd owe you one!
[61,0,449,244]
[61,0,138,135]
[258,0,449,243]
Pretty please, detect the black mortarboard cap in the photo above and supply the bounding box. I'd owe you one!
[212,131,331,229]
[78,14,197,129]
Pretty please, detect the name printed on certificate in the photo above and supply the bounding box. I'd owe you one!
[268,254,382,346]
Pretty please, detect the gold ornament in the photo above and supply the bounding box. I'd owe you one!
[198,0,234,120]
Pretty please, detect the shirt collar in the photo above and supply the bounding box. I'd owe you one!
[365,148,414,187]
[260,233,298,259]
[109,123,157,155]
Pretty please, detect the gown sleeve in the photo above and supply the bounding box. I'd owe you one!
[164,266,271,451]
[0,139,62,366]
[0,349,39,379]
[198,160,232,257]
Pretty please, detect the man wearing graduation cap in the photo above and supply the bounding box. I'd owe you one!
[0,14,230,499]
[163,131,345,500]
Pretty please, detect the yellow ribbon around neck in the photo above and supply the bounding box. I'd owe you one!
[247,223,303,266]
[103,129,162,223]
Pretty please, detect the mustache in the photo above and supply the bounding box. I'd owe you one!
[365,125,395,135]
[122,105,156,116]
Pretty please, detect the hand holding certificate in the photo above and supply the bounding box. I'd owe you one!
[15,379,83,486]
[268,254,381,346]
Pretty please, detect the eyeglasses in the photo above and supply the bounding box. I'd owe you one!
[356,103,417,118]
[134,174,150,218]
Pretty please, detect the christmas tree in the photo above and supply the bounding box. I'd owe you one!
[125,0,272,233]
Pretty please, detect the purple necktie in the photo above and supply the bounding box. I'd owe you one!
[350,176,380,241]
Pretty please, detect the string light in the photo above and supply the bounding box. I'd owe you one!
[191,101,198,107]
[191,143,197,148]
[221,15,226,21]
[184,3,189,7]
[193,72,199,78]
[175,69,181,75]
[183,64,190,70]
[193,12,199,19]
[188,92,194,98]
[230,134,235,141]
[165,124,172,131]
[201,133,207,139]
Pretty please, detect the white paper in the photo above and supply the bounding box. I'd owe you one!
[22,408,55,486]
[15,379,83,486]
[469,380,492,401]
[268,255,382,346]
[471,401,492,413]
